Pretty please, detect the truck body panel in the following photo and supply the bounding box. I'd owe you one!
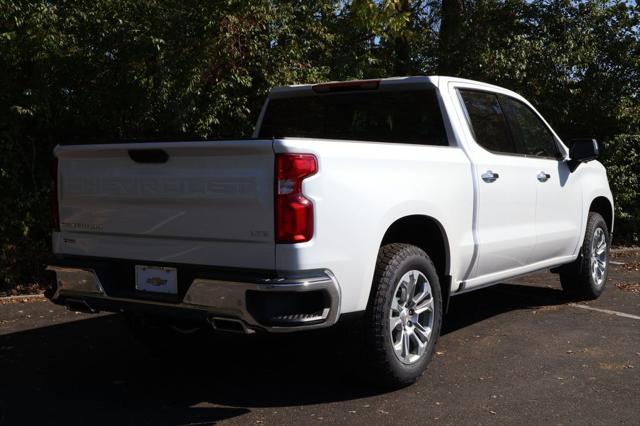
[273,138,474,313]
[54,140,276,270]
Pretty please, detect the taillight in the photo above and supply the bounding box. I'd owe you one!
[275,154,317,243]
[50,158,59,231]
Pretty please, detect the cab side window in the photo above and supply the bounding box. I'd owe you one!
[500,96,558,158]
[459,90,517,154]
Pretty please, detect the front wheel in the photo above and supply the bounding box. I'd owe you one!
[560,212,610,300]
[361,243,443,388]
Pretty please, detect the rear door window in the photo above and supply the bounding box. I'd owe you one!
[458,90,517,154]
[258,89,448,146]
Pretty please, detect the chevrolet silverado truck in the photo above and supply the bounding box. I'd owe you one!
[47,76,613,387]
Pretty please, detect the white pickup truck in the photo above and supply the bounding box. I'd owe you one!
[48,76,613,387]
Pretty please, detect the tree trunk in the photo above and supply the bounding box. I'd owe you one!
[439,0,464,75]
[393,0,411,75]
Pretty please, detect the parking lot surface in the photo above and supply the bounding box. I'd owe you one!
[1,251,639,425]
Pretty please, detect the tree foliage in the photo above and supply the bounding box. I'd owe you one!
[0,0,638,291]
[604,134,640,242]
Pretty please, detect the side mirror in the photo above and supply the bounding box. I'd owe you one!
[568,138,599,172]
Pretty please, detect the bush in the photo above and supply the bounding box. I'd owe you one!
[603,134,640,245]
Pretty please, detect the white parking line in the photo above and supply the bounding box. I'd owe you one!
[569,303,640,320]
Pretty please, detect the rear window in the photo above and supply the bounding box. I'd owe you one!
[258,89,448,146]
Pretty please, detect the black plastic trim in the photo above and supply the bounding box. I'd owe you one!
[128,149,169,164]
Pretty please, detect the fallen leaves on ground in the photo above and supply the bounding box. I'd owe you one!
[615,283,640,294]
[0,294,46,305]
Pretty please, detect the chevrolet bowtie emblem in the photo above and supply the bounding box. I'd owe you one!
[146,277,168,286]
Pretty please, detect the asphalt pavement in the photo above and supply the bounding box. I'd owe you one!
[1,251,638,425]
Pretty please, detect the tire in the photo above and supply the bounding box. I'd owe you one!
[361,243,443,388]
[560,212,610,300]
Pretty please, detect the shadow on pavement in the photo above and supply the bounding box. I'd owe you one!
[0,281,567,425]
[443,282,568,334]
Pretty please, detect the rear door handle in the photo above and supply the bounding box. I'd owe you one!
[537,171,551,182]
[481,170,499,183]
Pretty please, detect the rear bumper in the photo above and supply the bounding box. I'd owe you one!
[46,261,341,333]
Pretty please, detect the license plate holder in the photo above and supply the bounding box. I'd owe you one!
[135,265,178,294]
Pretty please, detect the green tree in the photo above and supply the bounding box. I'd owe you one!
[0,0,638,292]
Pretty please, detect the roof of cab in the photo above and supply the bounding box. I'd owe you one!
[269,76,438,96]
[268,75,519,98]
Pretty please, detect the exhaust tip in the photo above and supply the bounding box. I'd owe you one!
[64,299,98,314]
[209,317,255,334]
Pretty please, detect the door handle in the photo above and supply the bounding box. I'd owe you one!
[537,171,551,182]
[481,170,499,183]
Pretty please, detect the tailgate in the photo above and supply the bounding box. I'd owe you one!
[53,140,276,269]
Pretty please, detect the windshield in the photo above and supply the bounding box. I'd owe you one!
[258,89,448,146]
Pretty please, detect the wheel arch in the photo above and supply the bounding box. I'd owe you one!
[589,196,614,235]
[379,214,452,311]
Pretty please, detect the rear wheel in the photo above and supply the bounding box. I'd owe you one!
[361,243,442,388]
[560,212,610,300]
